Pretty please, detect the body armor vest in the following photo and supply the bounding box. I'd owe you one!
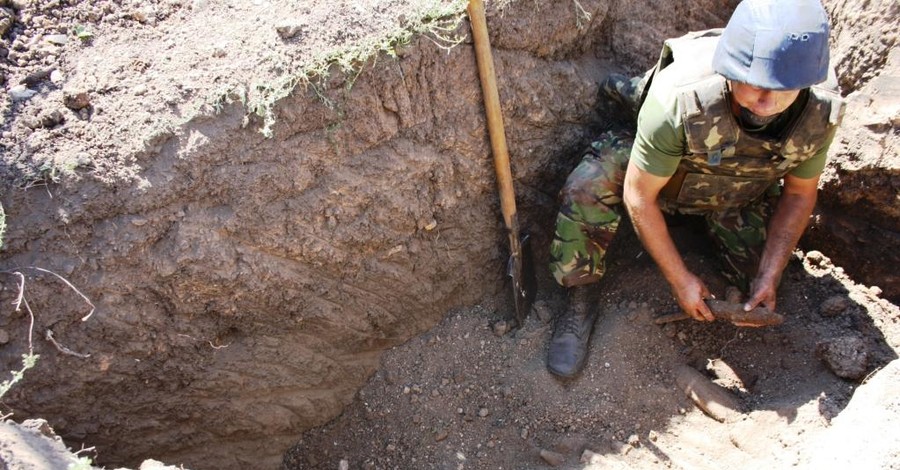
[648,30,845,212]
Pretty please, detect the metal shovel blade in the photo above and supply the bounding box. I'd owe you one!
[506,231,536,327]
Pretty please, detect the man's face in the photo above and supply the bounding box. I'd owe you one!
[729,81,801,117]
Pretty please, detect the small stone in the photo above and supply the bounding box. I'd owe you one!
[386,443,396,452]
[44,34,68,45]
[580,449,602,464]
[533,300,553,323]
[50,69,64,84]
[434,429,449,442]
[648,430,658,442]
[627,434,640,446]
[402,386,411,395]
[820,296,850,317]
[275,23,307,40]
[539,449,565,467]
[492,320,510,337]
[478,408,489,417]
[0,329,9,344]
[339,460,349,470]
[0,8,14,37]
[63,88,91,110]
[9,84,37,101]
[133,84,148,96]
[39,109,64,128]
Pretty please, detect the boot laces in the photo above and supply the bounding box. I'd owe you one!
[557,309,589,336]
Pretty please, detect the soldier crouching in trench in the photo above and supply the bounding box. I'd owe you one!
[546,0,845,378]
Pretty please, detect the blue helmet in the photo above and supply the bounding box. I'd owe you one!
[712,0,831,90]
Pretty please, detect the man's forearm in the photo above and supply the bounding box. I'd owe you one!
[624,191,688,287]
[756,190,818,286]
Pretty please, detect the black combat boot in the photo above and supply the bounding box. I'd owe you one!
[547,288,599,378]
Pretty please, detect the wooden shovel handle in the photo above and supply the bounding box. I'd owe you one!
[468,0,517,229]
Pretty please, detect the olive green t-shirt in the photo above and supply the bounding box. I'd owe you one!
[630,77,834,180]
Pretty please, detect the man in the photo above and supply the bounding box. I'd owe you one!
[547,0,845,377]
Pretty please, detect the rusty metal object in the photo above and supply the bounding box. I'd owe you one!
[675,365,744,422]
[654,299,785,326]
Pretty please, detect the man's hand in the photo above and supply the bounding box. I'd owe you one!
[671,272,715,322]
[623,161,715,322]
[744,173,820,315]
[744,275,778,312]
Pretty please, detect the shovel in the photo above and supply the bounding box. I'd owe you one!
[468,0,536,327]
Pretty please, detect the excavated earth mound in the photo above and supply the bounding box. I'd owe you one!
[0,0,897,469]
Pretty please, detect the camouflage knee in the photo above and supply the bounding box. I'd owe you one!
[705,191,777,292]
[601,71,651,118]
[549,132,632,287]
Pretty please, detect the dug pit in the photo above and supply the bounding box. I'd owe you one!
[0,0,897,469]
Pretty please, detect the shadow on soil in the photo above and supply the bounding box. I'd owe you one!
[284,214,897,469]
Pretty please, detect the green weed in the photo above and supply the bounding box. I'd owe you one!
[0,353,39,400]
[72,25,93,41]
[209,0,469,138]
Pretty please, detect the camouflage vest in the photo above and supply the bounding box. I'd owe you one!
[649,30,845,211]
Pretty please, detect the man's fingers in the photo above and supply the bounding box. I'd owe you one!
[698,302,715,321]
[744,293,776,312]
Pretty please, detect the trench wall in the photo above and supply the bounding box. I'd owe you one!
[0,0,896,468]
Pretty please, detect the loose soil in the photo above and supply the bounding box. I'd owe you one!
[285,222,900,469]
[0,0,897,469]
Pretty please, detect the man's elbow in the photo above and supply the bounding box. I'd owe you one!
[622,180,640,213]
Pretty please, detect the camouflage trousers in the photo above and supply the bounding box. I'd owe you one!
[549,131,777,293]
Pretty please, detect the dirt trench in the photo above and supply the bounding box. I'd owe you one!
[0,0,897,469]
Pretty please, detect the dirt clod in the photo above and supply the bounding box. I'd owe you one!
[820,295,851,317]
[492,320,510,337]
[816,336,869,380]
[62,88,90,110]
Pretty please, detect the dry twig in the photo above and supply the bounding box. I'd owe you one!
[45,330,91,358]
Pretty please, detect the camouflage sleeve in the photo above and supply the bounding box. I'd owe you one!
[788,121,836,179]
[629,83,684,178]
